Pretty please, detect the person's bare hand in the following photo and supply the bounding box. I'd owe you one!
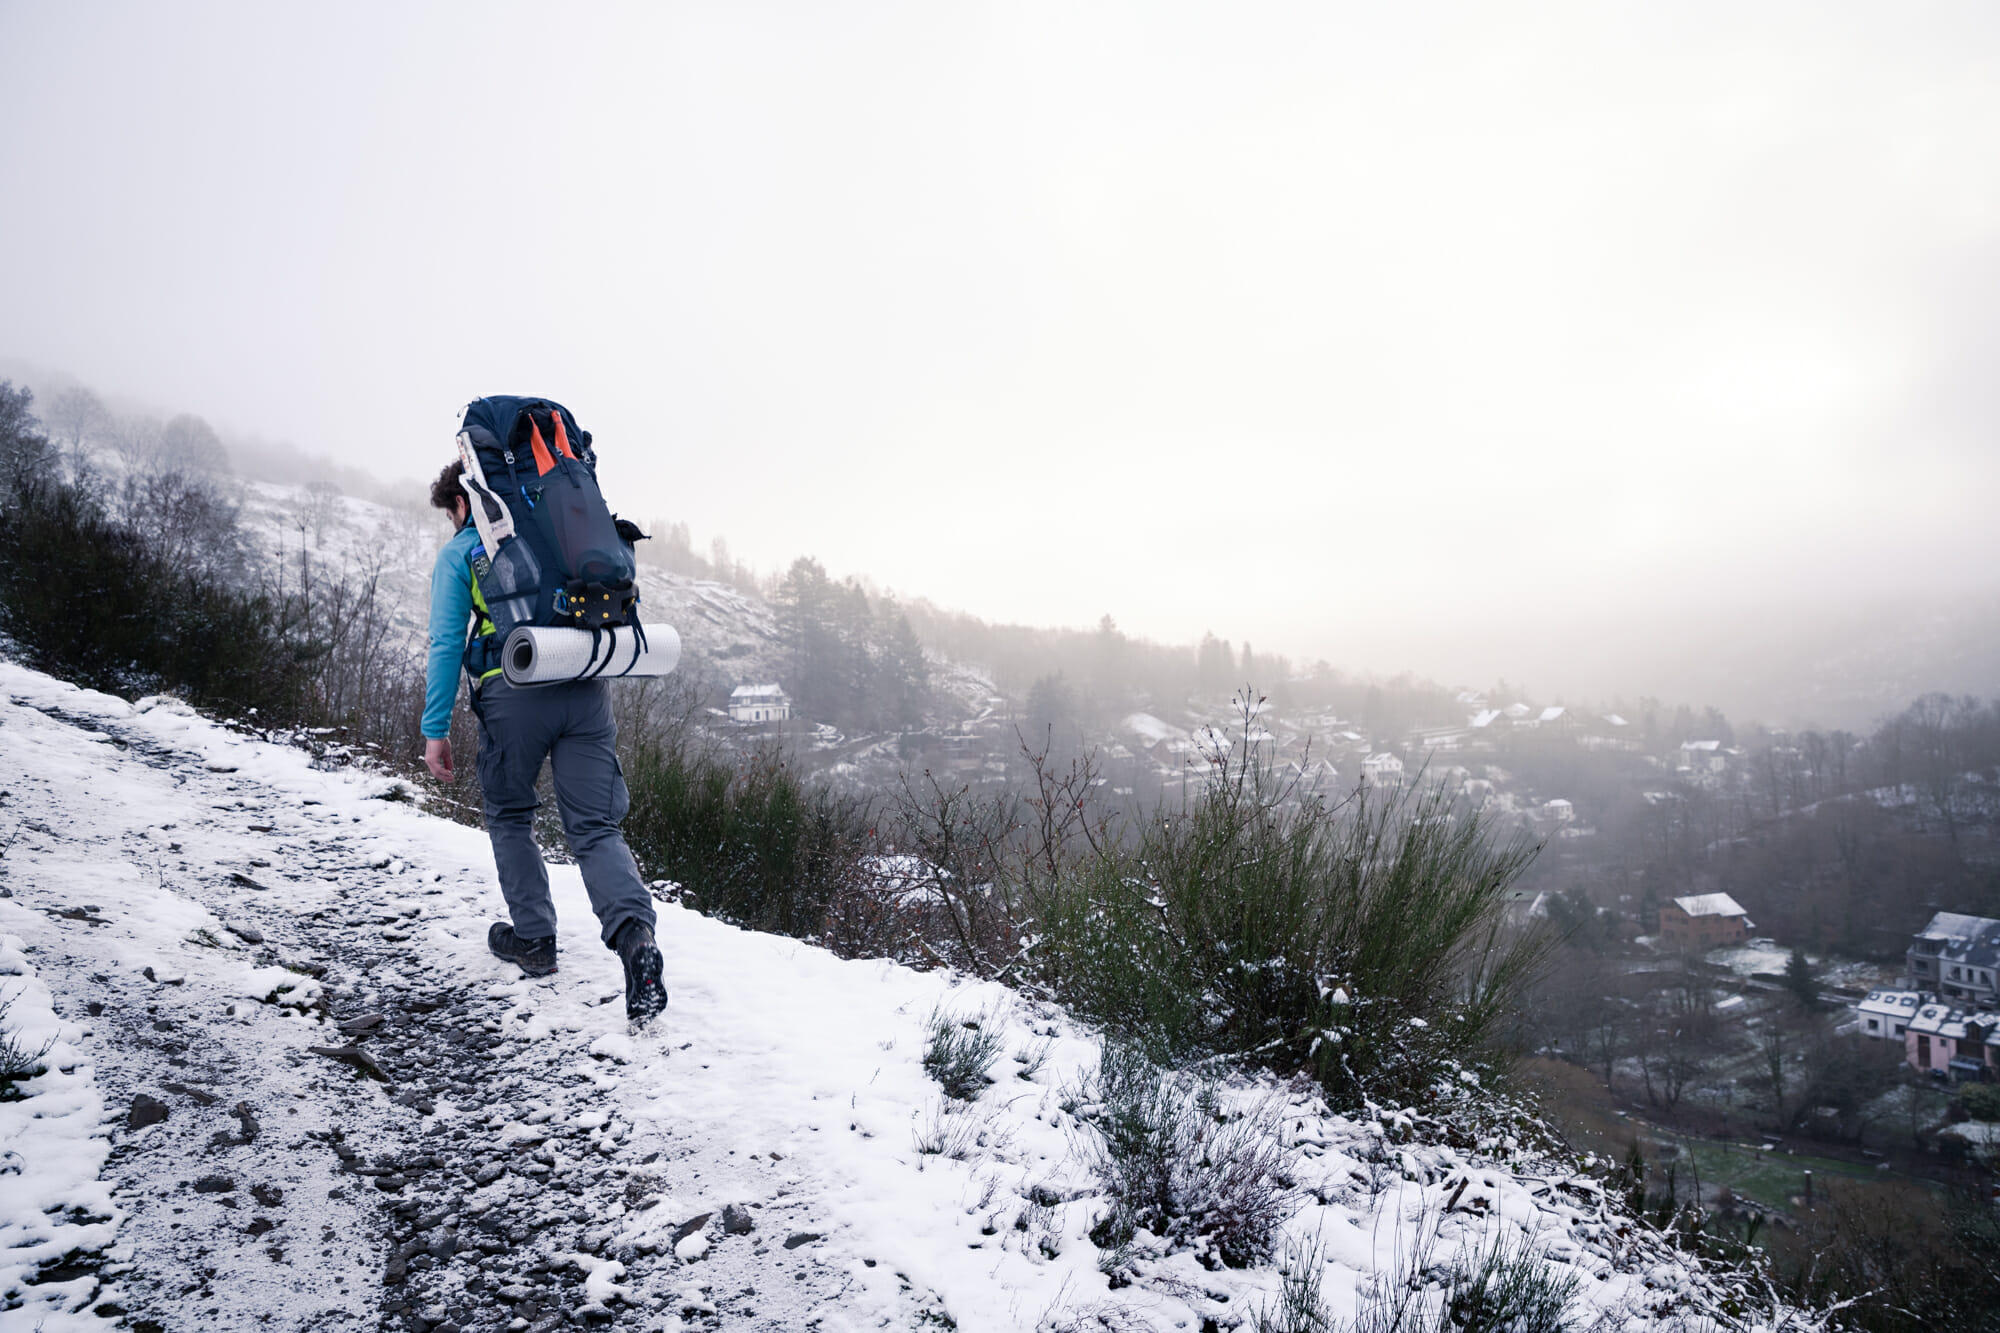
[424,737,454,781]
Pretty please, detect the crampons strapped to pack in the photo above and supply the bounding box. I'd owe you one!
[455,396,647,681]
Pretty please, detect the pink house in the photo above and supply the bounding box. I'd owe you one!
[1905,1002,2000,1080]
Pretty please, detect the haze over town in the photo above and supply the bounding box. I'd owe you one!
[13,8,2000,1332]
[5,1,1999,718]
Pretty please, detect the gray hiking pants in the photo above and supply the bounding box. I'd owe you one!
[473,677,655,948]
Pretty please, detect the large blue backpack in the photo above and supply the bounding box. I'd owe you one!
[454,395,641,679]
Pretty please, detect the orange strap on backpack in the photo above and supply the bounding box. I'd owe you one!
[527,410,578,476]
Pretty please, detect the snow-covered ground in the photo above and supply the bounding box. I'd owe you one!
[1700,942,1892,995]
[0,659,1787,1332]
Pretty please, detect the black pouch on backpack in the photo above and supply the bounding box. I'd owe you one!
[455,396,643,668]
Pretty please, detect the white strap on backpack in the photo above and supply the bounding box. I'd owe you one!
[455,430,517,553]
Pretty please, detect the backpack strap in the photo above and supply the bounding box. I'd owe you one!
[456,431,516,550]
[459,545,503,683]
[577,626,614,682]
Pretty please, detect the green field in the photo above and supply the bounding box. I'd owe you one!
[1654,1136,1896,1214]
[1520,1058,1934,1219]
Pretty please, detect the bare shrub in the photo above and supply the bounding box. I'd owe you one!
[1769,1178,2000,1333]
[884,769,1021,974]
[1339,1212,1582,1333]
[1440,1229,1581,1333]
[879,729,1116,982]
[1078,1039,1296,1271]
[822,861,929,963]
[913,1098,1008,1163]
[1254,1236,1335,1333]
[0,988,56,1102]
[923,1006,1002,1101]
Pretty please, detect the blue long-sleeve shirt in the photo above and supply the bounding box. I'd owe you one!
[423,524,482,739]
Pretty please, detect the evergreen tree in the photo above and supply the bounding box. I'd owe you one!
[1783,945,1819,1011]
[1197,631,1234,697]
[1025,672,1078,752]
[1088,613,1126,711]
[775,558,932,732]
[832,578,876,725]
[875,604,930,730]
[0,381,54,482]
[775,556,841,724]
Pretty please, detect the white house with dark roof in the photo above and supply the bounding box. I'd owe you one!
[1906,912,2000,1007]
[1856,989,1923,1042]
[728,683,791,724]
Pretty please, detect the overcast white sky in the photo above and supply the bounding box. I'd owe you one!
[3,2,1997,699]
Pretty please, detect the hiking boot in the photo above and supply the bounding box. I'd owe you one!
[614,921,667,1024]
[488,922,557,977]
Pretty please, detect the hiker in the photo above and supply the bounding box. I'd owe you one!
[420,451,668,1023]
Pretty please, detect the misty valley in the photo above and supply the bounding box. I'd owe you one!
[9,8,2000,1330]
[2,381,1996,1332]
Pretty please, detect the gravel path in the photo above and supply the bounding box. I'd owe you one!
[2,663,1760,1333]
[0,674,963,1332]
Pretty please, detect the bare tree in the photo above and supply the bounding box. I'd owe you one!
[302,479,343,546]
[157,413,230,476]
[111,413,164,467]
[1586,994,1631,1087]
[119,470,245,575]
[45,386,109,463]
[1629,961,1721,1111]
[887,766,1022,976]
[1896,693,1986,850]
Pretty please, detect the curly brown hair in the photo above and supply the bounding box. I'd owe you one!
[429,460,465,516]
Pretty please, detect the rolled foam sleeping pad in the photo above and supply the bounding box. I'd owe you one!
[500,623,682,687]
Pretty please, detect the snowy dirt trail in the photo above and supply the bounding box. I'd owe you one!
[0,665,1113,1332]
[0,660,1781,1333]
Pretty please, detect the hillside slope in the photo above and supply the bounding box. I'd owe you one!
[0,660,1792,1333]
[233,479,797,691]
[234,475,998,749]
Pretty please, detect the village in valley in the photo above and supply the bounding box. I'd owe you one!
[701,640,2000,1208]
[1,386,1996,1328]
[182,482,2000,1190]
[14,451,1991,1315]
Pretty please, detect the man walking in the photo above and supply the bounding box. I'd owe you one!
[421,459,668,1023]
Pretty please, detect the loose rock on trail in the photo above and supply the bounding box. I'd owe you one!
[0,662,1776,1333]
[0,668,985,1331]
